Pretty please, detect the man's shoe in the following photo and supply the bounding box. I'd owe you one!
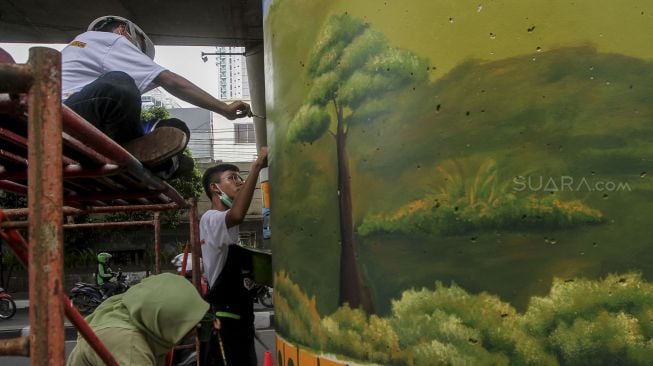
[170,153,195,179]
[124,127,188,167]
[151,153,195,180]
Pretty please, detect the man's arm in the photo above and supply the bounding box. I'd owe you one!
[154,70,250,120]
[225,147,268,228]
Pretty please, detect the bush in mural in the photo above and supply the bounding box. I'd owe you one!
[359,159,603,236]
[522,272,653,365]
[273,270,325,348]
[276,271,653,365]
[322,305,405,365]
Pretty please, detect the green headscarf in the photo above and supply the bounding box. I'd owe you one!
[83,273,209,357]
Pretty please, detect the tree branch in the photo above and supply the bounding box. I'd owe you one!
[332,98,348,137]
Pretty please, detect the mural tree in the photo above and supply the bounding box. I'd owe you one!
[288,13,429,313]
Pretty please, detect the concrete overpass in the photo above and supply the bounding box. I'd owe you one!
[0,0,262,47]
[0,0,268,146]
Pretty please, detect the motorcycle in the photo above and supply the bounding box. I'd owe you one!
[172,252,273,309]
[70,271,129,315]
[245,277,273,309]
[0,287,17,320]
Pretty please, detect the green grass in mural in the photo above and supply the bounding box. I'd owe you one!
[273,270,325,347]
[322,305,405,365]
[358,159,603,236]
[276,271,653,365]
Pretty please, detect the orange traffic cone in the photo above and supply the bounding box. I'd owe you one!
[263,351,273,366]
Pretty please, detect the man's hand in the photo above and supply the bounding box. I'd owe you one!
[155,71,252,120]
[225,101,251,120]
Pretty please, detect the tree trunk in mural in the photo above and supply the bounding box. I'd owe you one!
[287,13,428,313]
[334,102,374,313]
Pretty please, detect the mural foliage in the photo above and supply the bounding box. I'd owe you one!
[266,0,653,364]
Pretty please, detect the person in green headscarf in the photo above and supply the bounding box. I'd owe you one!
[67,272,210,366]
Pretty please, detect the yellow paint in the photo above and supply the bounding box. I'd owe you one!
[329,0,653,82]
[298,348,319,366]
[283,339,298,366]
[69,40,86,48]
[276,336,348,366]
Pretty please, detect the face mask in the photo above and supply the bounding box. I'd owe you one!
[219,191,233,208]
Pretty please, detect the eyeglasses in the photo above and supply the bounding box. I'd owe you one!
[221,174,244,184]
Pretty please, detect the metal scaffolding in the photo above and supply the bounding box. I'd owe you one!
[0,47,202,364]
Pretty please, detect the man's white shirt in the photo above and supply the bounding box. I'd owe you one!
[200,209,240,288]
[61,31,165,100]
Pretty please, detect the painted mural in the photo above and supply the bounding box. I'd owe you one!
[264,1,653,364]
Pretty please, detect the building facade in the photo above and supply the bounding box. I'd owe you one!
[215,46,250,100]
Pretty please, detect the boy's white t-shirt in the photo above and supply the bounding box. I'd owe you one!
[61,31,166,100]
[200,210,240,288]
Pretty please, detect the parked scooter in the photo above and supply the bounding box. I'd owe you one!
[245,277,274,309]
[70,271,129,315]
[0,287,17,320]
[172,252,272,308]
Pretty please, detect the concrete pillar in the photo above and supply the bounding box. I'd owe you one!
[245,42,266,150]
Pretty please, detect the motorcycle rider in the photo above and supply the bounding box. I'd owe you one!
[96,252,118,299]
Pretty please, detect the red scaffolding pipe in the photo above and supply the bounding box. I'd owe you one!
[188,198,202,292]
[188,198,202,366]
[60,107,188,207]
[0,211,119,366]
[1,45,194,366]
[0,220,156,229]
[26,46,65,366]
[154,212,161,274]
[1,202,181,218]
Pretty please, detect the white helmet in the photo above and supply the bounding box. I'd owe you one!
[88,15,155,60]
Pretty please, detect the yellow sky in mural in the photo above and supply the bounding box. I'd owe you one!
[335,0,653,81]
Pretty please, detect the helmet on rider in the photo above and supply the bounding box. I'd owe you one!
[97,252,112,264]
[87,15,156,60]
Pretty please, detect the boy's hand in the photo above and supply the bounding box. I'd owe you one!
[254,146,268,169]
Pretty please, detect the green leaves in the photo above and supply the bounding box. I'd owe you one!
[307,71,339,105]
[322,305,403,364]
[288,104,331,143]
[0,191,26,209]
[307,13,368,77]
[140,105,170,122]
[291,12,430,142]
[337,28,386,75]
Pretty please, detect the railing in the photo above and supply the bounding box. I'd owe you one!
[0,47,203,365]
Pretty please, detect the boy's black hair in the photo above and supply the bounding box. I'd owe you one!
[202,164,240,199]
